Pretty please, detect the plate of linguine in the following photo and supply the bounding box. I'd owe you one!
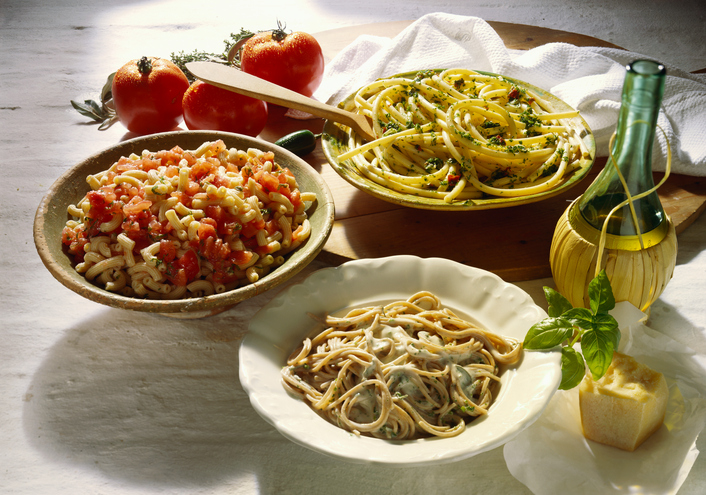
[322,69,595,211]
[239,255,562,465]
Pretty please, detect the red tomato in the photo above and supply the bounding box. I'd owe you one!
[164,249,200,286]
[240,27,324,97]
[111,56,189,135]
[182,80,268,137]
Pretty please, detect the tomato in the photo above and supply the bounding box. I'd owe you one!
[182,80,268,137]
[240,26,324,97]
[163,249,200,286]
[111,56,189,135]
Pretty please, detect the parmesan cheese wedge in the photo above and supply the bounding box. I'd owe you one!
[579,352,668,451]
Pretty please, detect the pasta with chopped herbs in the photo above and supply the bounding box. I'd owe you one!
[337,68,592,203]
[62,140,315,299]
[281,291,522,440]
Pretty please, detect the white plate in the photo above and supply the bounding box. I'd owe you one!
[239,255,561,465]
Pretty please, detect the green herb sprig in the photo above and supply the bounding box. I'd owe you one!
[170,28,258,82]
[523,270,620,390]
[70,73,118,130]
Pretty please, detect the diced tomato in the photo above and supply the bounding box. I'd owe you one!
[158,239,177,263]
[231,250,252,266]
[211,264,236,285]
[115,156,139,171]
[179,249,200,281]
[205,205,224,223]
[264,219,279,236]
[123,196,152,216]
[185,180,200,196]
[156,146,185,167]
[190,159,213,181]
[205,205,241,236]
[84,190,120,236]
[62,225,89,259]
[141,157,161,171]
[220,219,241,237]
[260,172,280,193]
[211,173,230,189]
[241,218,265,238]
[241,236,259,250]
[289,189,302,210]
[210,249,254,285]
[197,218,217,240]
[147,218,168,241]
[199,236,229,262]
[164,165,179,178]
[164,249,200,286]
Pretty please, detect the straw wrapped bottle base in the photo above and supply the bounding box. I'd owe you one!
[550,202,677,312]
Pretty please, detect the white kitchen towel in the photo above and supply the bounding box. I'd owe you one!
[314,13,706,176]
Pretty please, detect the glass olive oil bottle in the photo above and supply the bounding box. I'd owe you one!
[570,60,668,251]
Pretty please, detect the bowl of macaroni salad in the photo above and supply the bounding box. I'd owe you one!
[34,130,335,318]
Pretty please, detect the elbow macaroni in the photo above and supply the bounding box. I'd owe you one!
[61,140,316,300]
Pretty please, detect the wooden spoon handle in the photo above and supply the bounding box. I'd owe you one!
[185,61,375,141]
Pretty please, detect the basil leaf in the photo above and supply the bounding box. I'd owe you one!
[580,328,615,380]
[562,307,593,329]
[588,269,615,314]
[523,317,573,349]
[592,312,621,349]
[543,286,573,317]
[559,347,586,390]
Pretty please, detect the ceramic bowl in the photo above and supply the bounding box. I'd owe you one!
[240,255,561,465]
[33,130,335,318]
[322,69,595,211]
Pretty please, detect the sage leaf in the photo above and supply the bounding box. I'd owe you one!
[100,72,115,102]
[523,317,573,349]
[544,287,573,318]
[581,328,615,380]
[70,99,105,122]
[559,347,585,390]
[588,269,615,314]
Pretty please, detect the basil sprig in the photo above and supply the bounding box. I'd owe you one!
[523,270,620,390]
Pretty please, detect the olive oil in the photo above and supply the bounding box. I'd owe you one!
[581,192,664,235]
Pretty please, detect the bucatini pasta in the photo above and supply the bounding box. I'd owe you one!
[338,68,592,203]
[62,140,316,299]
[281,291,522,440]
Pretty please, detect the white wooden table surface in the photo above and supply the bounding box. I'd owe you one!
[2,1,705,494]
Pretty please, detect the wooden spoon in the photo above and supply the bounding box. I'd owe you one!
[185,61,376,141]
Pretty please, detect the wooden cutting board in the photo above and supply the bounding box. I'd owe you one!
[260,21,706,282]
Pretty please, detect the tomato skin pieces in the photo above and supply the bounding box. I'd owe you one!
[111,56,190,135]
[182,80,268,137]
[241,30,324,97]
